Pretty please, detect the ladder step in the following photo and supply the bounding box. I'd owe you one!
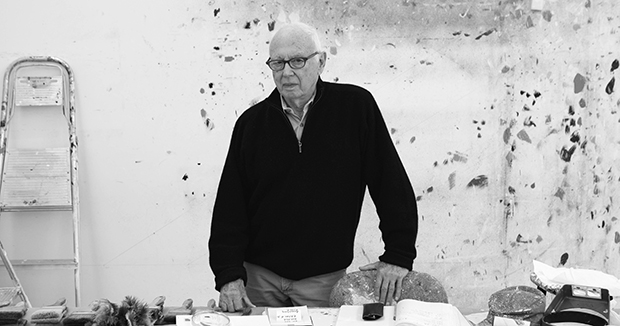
[5,259,78,269]
[0,287,20,306]
[0,148,72,211]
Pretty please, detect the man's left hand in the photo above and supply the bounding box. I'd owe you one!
[359,261,409,305]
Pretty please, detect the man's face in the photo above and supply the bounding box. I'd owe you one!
[269,33,325,105]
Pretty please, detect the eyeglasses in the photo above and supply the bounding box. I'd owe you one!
[265,52,320,71]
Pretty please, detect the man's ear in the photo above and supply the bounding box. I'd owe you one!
[318,51,327,74]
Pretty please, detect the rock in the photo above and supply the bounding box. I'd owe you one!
[328,270,449,307]
[480,285,545,326]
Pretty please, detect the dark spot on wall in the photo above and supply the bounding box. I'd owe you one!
[611,59,619,72]
[501,66,511,73]
[448,172,456,190]
[506,152,515,168]
[542,10,553,22]
[182,173,189,181]
[579,98,586,107]
[615,231,620,244]
[560,145,577,162]
[426,186,433,193]
[224,56,234,62]
[573,73,586,93]
[214,8,220,17]
[606,77,615,94]
[475,28,496,40]
[554,188,565,200]
[409,136,416,144]
[559,252,569,266]
[244,21,251,29]
[330,46,338,55]
[516,234,531,243]
[209,82,214,88]
[213,46,220,50]
[517,130,531,143]
[199,88,205,94]
[536,235,543,243]
[570,131,580,143]
[585,0,591,8]
[503,127,511,144]
[524,116,536,127]
[467,175,488,188]
[568,105,575,115]
[526,16,534,28]
[268,20,276,31]
[508,186,516,194]
[390,128,397,134]
[200,109,207,118]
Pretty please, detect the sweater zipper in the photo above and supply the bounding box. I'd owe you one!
[274,87,323,155]
[277,109,302,153]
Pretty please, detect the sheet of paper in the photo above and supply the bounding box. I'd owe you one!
[229,315,271,326]
[335,305,395,326]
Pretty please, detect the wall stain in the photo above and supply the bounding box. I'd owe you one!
[573,73,587,93]
[605,77,615,94]
[611,59,619,72]
[516,129,531,143]
[560,145,577,162]
[448,172,456,190]
[554,188,565,200]
[559,252,569,266]
[467,175,488,188]
[475,28,496,40]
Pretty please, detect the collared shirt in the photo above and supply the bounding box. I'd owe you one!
[281,93,315,141]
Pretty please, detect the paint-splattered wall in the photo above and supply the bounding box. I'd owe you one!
[0,0,618,312]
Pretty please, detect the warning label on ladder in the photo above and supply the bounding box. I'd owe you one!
[15,76,63,106]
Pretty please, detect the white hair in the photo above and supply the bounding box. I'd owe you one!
[272,22,322,52]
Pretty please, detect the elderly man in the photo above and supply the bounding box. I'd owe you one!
[209,22,418,311]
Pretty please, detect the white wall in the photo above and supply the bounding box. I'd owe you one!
[0,0,619,313]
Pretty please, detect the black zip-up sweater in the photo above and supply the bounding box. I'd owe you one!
[209,79,418,291]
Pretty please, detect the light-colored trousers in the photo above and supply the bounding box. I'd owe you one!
[244,262,346,307]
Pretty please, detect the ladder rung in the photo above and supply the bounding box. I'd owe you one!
[5,259,77,269]
[1,204,73,212]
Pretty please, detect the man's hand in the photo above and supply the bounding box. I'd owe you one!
[359,261,409,305]
[218,279,256,312]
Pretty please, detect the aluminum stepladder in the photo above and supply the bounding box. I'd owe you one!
[0,56,80,307]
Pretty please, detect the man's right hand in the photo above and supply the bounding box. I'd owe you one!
[218,279,256,312]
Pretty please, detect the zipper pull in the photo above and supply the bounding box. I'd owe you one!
[298,141,302,153]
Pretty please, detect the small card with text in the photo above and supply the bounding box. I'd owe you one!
[267,306,312,326]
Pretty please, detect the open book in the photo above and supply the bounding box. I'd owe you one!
[336,299,471,326]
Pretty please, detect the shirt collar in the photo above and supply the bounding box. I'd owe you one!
[281,90,316,115]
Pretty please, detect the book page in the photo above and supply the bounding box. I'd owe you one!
[395,299,470,326]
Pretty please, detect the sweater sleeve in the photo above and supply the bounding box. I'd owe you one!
[361,93,419,270]
[208,121,250,291]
